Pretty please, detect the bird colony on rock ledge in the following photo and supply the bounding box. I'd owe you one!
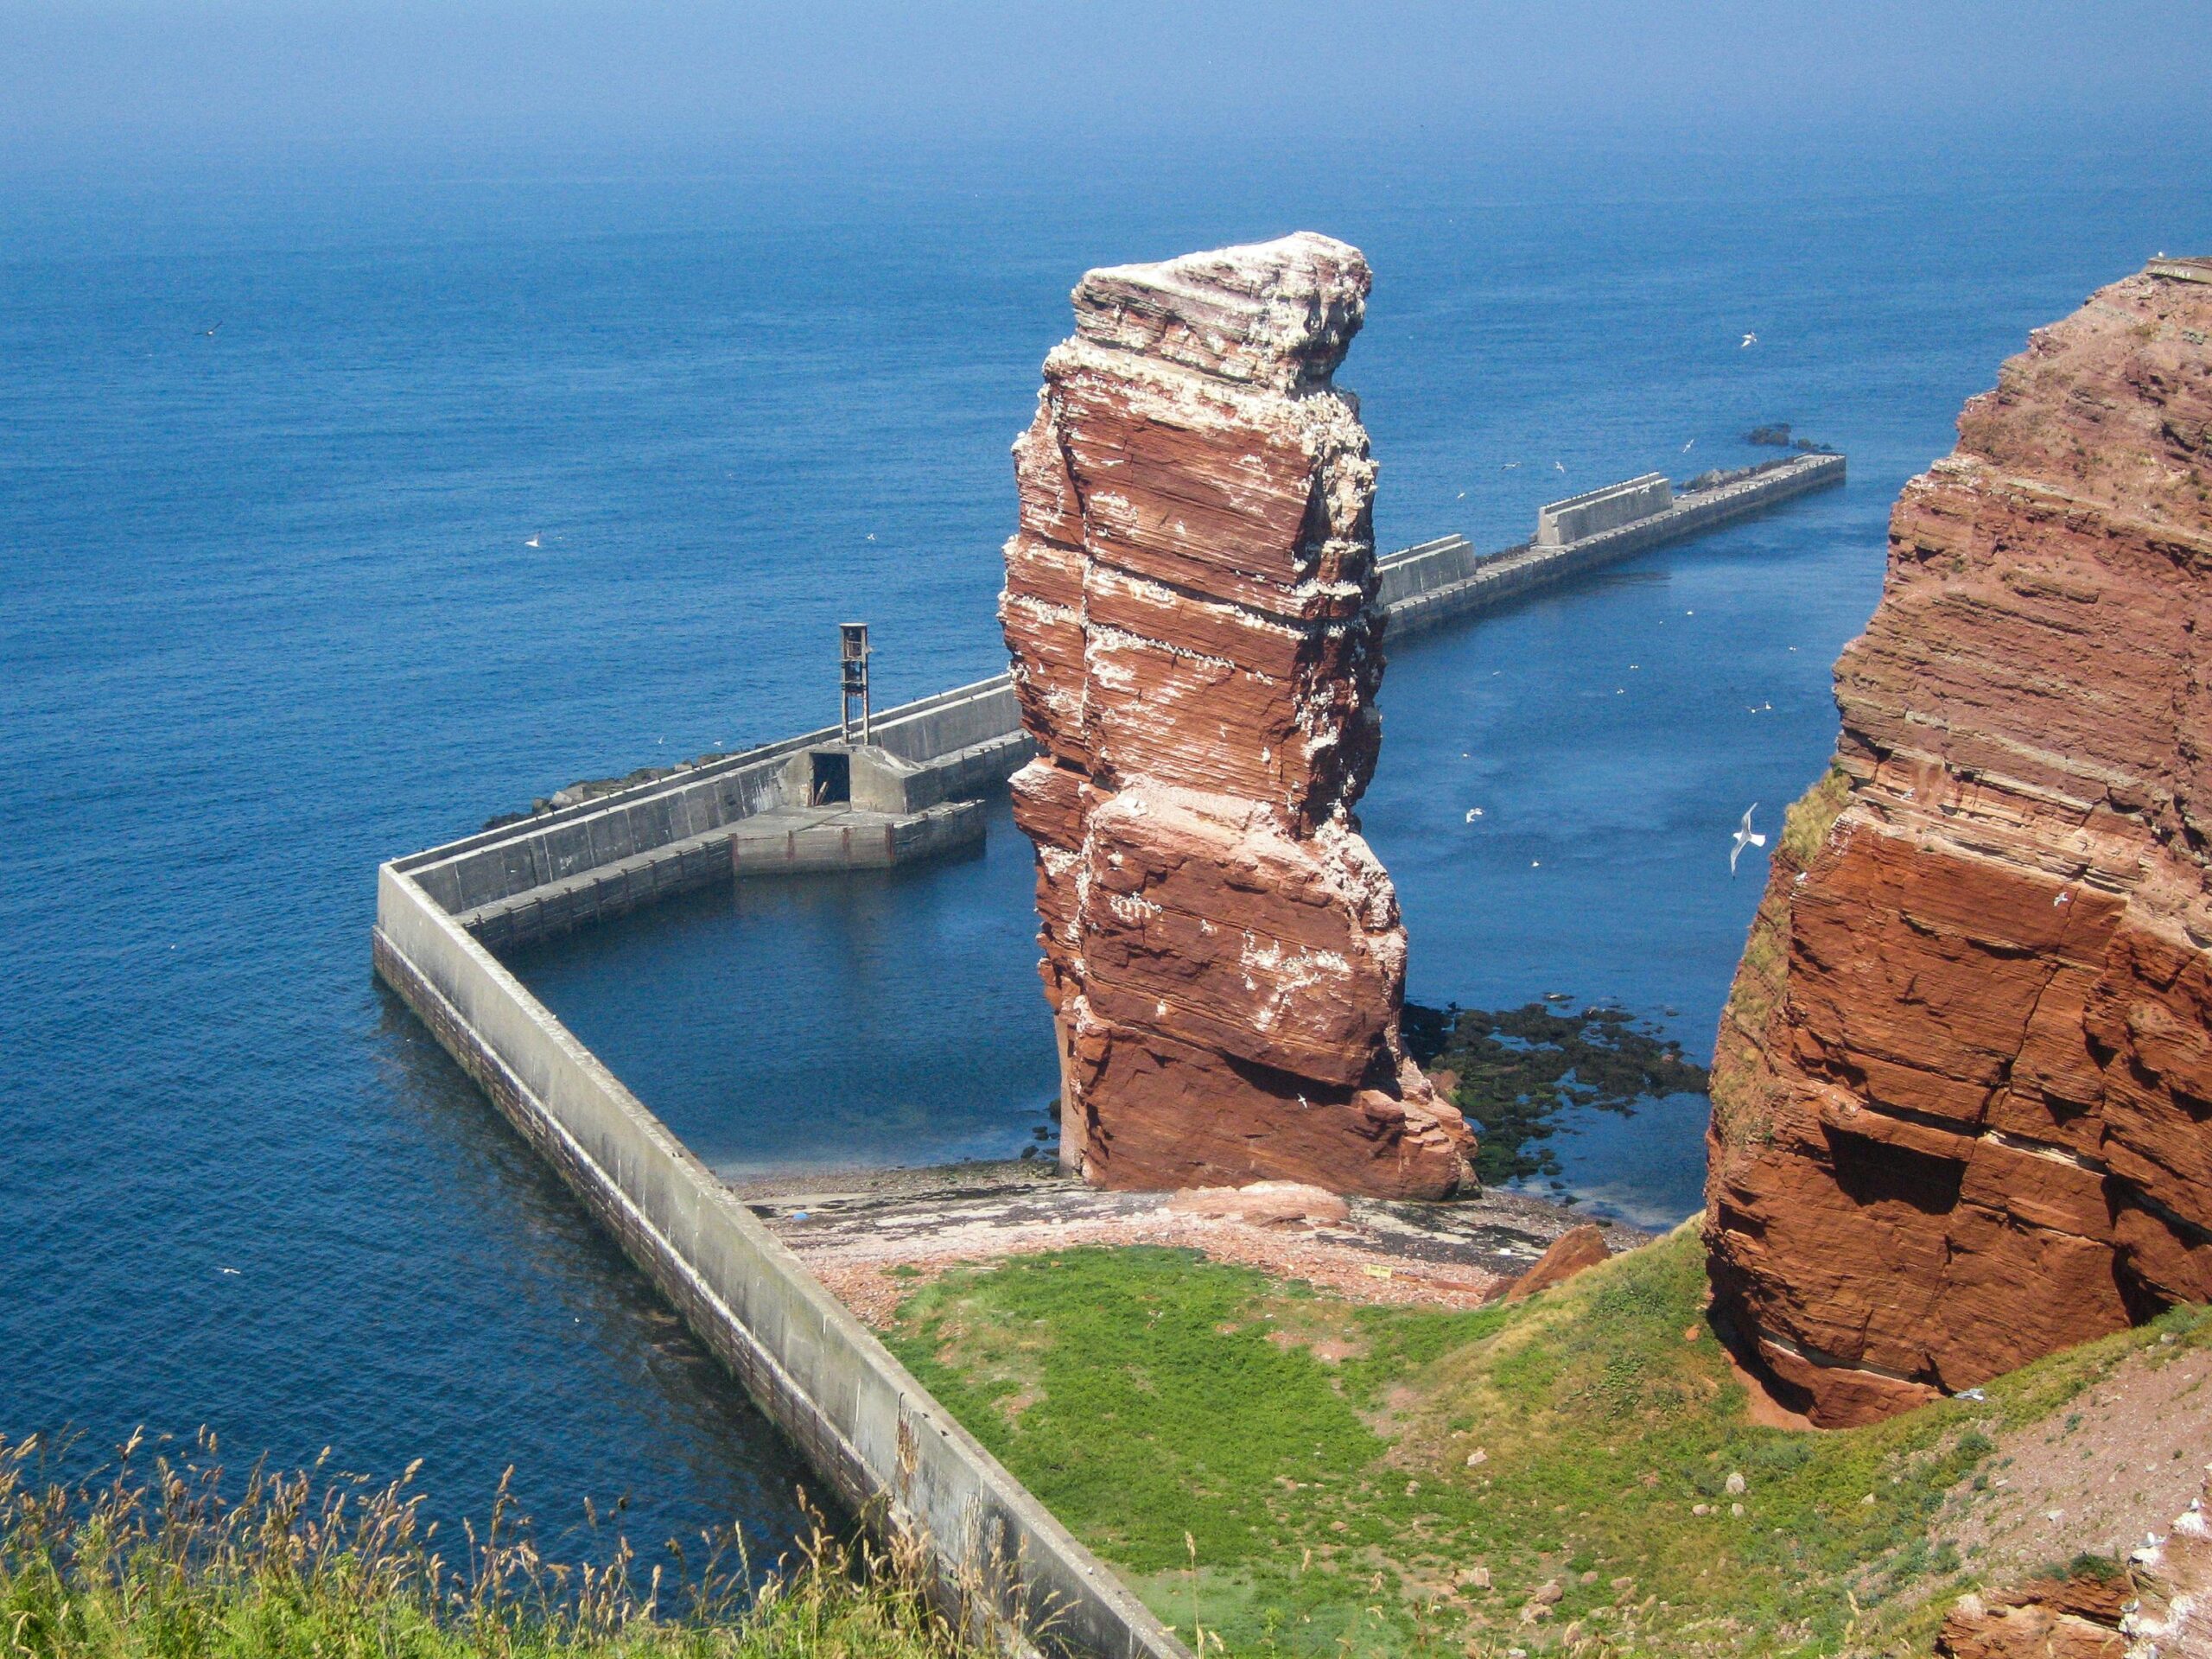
[1000,232,1476,1198]
[1707,260,2212,1427]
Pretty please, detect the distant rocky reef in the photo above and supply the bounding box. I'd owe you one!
[1000,233,1473,1198]
[1743,420,1834,452]
[1706,260,2212,1426]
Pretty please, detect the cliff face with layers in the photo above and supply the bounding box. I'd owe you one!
[1936,1467,2212,1659]
[1706,263,2212,1427]
[1000,233,1475,1197]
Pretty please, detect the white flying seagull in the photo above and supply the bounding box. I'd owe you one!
[1682,438,1696,452]
[1740,332,1759,349]
[1730,804,1768,875]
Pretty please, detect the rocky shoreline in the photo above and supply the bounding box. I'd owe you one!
[726,1158,1651,1325]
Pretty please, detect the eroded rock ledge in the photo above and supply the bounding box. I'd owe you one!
[1706,261,2212,1427]
[1937,1466,2212,1659]
[1001,234,1474,1196]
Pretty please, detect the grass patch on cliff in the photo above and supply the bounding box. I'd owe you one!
[0,1437,978,1659]
[886,1231,2212,1658]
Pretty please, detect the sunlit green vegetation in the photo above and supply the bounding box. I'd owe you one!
[0,1436,976,1659]
[887,1227,2212,1657]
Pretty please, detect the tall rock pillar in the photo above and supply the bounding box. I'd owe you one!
[1706,260,2212,1426]
[1000,233,1474,1197]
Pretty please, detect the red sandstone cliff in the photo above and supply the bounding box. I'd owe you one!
[1000,234,1474,1197]
[1706,263,2212,1427]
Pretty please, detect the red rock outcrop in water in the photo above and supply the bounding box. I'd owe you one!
[1001,233,1474,1196]
[1706,263,2212,1427]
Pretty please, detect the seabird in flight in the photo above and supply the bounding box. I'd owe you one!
[1730,804,1769,875]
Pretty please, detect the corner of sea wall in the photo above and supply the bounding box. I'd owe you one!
[370,856,1188,1659]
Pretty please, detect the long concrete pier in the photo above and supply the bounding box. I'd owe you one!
[1378,451,1844,639]
[371,445,1842,1657]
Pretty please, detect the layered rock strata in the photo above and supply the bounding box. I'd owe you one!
[1001,233,1474,1196]
[1936,1468,2212,1658]
[1706,262,2212,1427]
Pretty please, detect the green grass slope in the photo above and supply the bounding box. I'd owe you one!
[885,1227,2210,1658]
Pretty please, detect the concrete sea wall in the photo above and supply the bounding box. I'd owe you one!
[414,677,1026,943]
[1535,472,1674,546]
[423,453,1841,944]
[372,864,1184,1659]
[1382,451,1844,640]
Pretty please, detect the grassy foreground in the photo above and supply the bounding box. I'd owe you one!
[885,1225,2212,1658]
[0,1435,976,1659]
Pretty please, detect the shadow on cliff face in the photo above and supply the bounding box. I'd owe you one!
[1827,1128,1968,1217]
[1402,1001,1709,1188]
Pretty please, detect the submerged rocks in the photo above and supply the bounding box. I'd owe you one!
[1001,234,1474,1197]
[1705,261,2212,1426]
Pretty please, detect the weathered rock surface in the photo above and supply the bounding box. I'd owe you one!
[1503,1224,1610,1301]
[1936,1574,2133,1659]
[1706,262,2212,1426]
[1001,234,1474,1196]
[1935,1467,2212,1658]
[1166,1180,1351,1229]
[2128,1470,2212,1656]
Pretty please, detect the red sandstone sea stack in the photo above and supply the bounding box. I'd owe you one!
[1000,233,1475,1197]
[1706,260,2212,1427]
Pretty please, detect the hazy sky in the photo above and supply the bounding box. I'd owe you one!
[3,0,2207,178]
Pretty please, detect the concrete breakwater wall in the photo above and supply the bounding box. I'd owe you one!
[1381,450,1843,640]
[433,451,1843,949]
[416,677,1025,948]
[1535,472,1674,546]
[371,447,1842,1656]
[372,866,1185,1659]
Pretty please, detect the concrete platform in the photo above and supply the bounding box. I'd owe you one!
[728,798,984,879]
[460,797,984,950]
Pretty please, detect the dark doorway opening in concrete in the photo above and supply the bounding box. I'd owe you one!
[805,750,851,806]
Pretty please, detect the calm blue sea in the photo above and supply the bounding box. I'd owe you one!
[4,134,2203,1567]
